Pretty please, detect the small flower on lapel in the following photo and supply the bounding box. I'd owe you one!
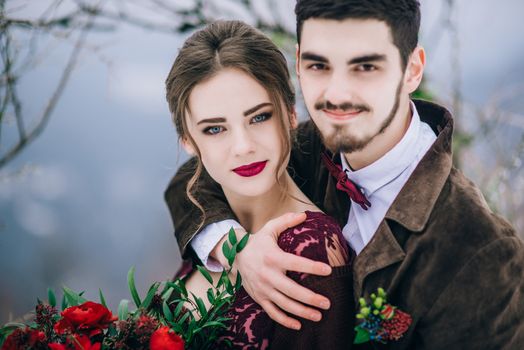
[354,288,412,344]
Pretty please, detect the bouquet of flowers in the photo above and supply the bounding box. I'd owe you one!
[0,229,249,350]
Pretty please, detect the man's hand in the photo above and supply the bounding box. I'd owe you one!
[212,212,333,330]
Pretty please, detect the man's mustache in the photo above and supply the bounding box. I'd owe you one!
[314,100,371,113]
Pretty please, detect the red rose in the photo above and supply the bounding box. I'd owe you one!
[1,328,46,350]
[54,301,116,336]
[150,326,184,350]
[48,334,101,350]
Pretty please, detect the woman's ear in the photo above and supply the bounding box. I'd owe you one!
[180,137,196,156]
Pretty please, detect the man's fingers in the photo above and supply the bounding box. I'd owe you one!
[260,300,302,330]
[273,273,330,310]
[279,252,332,276]
[264,212,307,237]
[270,290,323,322]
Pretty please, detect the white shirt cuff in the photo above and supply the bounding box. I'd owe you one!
[190,219,243,272]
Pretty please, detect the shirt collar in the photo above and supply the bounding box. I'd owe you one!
[340,101,422,196]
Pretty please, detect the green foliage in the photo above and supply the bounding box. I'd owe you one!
[0,227,250,350]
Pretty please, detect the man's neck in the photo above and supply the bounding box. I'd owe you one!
[344,99,412,170]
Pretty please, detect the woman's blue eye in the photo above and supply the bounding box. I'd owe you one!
[251,112,272,124]
[204,126,224,135]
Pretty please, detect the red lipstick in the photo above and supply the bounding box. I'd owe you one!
[233,161,267,177]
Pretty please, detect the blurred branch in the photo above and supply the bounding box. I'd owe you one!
[0,1,94,168]
[0,0,297,169]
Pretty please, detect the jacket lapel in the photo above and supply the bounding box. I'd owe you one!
[353,220,406,298]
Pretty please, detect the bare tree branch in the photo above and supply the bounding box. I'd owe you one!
[0,5,94,168]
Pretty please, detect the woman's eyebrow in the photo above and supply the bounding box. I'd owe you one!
[244,102,273,116]
[196,117,226,125]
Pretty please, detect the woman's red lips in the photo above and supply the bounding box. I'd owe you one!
[233,161,268,177]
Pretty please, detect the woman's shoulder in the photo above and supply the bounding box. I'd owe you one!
[302,210,342,232]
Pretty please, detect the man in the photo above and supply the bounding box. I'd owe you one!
[166,0,524,348]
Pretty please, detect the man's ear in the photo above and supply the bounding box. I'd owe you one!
[180,137,196,156]
[404,46,426,94]
[295,43,301,77]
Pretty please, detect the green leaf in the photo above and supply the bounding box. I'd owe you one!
[222,242,231,264]
[127,266,142,308]
[169,322,185,336]
[118,299,129,320]
[195,297,207,318]
[173,301,186,319]
[62,286,87,307]
[216,271,227,289]
[178,311,191,325]
[47,288,56,308]
[234,273,242,291]
[142,282,160,310]
[206,288,215,304]
[196,265,214,285]
[163,300,173,322]
[225,280,234,295]
[228,227,237,245]
[61,294,67,310]
[236,232,250,252]
[353,326,371,344]
[161,287,174,301]
[197,321,228,331]
[227,254,235,268]
[99,289,107,308]
[178,280,188,298]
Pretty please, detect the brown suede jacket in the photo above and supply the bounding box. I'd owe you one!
[165,100,524,349]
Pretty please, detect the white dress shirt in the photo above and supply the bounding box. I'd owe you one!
[192,102,437,269]
[340,102,436,254]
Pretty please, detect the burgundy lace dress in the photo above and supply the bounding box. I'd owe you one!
[177,211,354,349]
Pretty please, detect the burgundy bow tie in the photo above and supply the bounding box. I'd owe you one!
[321,151,371,210]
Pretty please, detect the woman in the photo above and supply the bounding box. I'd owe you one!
[165,20,353,349]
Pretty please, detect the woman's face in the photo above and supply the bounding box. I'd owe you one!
[184,68,292,198]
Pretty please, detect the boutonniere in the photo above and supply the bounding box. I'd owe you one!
[354,288,412,344]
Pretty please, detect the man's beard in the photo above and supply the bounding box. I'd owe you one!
[316,79,403,154]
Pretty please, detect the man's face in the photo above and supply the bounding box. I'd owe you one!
[297,18,409,154]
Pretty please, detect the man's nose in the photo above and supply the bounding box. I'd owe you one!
[323,71,354,107]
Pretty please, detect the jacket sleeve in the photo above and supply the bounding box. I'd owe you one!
[165,120,325,260]
[270,265,356,350]
[417,236,524,349]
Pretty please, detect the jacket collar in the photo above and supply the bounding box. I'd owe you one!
[353,100,454,296]
[384,99,454,232]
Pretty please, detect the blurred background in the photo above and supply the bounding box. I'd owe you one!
[1,0,523,322]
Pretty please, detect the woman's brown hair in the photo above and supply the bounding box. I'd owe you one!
[165,20,296,230]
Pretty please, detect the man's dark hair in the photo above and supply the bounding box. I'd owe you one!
[295,0,421,69]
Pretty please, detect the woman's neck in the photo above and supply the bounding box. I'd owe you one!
[222,173,317,233]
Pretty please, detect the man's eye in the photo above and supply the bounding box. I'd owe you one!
[203,126,224,135]
[307,63,327,71]
[356,64,377,72]
[251,112,272,124]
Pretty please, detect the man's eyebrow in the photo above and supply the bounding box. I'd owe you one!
[348,54,387,65]
[243,102,272,116]
[196,117,226,125]
[300,52,328,63]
